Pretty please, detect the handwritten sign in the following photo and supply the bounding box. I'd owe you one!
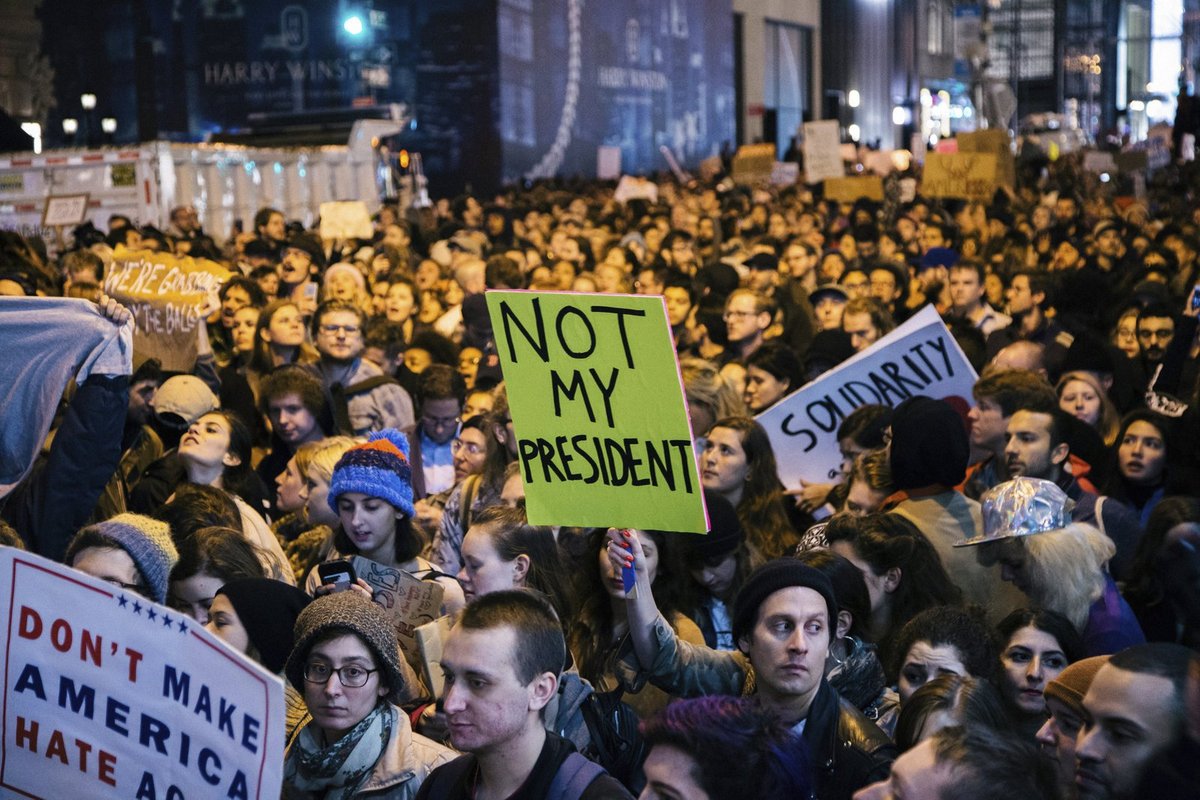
[957,129,1014,187]
[0,548,283,799]
[756,305,978,488]
[352,557,444,669]
[824,176,884,203]
[731,144,778,184]
[803,120,844,184]
[42,194,89,227]
[486,291,707,532]
[922,152,999,200]
[102,247,232,372]
[319,200,374,241]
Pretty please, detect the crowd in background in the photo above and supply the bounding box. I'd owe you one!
[1,145,1199,799]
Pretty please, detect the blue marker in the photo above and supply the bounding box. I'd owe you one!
[620,530,637,597]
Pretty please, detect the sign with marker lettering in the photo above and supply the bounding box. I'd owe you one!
[0,548,284,799]
[486,290,707,533]
[756,305,978,488]
[102,246,231,372]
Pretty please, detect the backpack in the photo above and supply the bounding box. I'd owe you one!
[329,375,401,435]
[419,751,606,800]
[578,688,646,791]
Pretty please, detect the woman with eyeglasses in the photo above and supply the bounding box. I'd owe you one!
[283,591,455,797]
[428,408,514,576]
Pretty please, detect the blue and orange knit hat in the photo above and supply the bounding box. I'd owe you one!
[326,429,415,518]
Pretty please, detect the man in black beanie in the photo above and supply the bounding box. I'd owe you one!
[887,395,1026,620]
[611,532,894,800]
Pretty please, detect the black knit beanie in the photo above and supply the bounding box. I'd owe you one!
[888,395,970,490]
[216,578,312,674]
[732,559,839,646]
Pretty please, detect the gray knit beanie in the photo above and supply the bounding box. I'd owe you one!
[285,592,416,705]
[77,513,179,604]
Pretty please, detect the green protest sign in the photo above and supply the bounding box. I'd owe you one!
[486,290,707,533]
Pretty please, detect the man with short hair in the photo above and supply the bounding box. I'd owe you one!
[854,724,1057,800]
[841,297,894,353]
[948,261,1010,336]
[311,300,415,436]
[419,591,632,799]
[986,270,1073,376]
[1075,643,1195,800]
[409,365,466,499]
[256,366,329,499]
[1136,302,1177,369]
[617,555,895,800]
[279,233,324,314]
[723,288,773,360]
[1003,407,1142,577]
[962,370,1057,499]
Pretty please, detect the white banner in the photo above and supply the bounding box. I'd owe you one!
[0,548,284,800]
[756,305,978,487]
[803,120,844,184]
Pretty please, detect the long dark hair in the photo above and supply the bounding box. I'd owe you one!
[333,513,423,564]
[568,528,686,685]
[708,416,798,559]
[469,506,574,623]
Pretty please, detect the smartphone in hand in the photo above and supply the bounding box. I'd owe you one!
[317,559,357,592]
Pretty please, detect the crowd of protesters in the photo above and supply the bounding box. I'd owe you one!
[1,141,1200,800]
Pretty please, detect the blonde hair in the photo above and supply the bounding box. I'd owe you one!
[1014,522,1114,631]
[305,436,361,485]
[680,357,747,422]
[1056,371,1120,447]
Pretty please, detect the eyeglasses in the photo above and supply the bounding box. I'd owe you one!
[319,324,361,335]
[423,414,460,430]
[723,310,757,321]
[103,577,147,595]
[303,662,379,688]
[452,439,486,456]
[1138,328,1174,342]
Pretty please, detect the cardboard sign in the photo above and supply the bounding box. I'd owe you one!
[731,143,778,184]
[351,556,444,667]
[922,152,999,200]
[319,200,373,241]
[102,248,232,372]
[803,120,843,184]
[0,548,283,800]
[42,194,89,227]
[756,305,978,488]
[824,176,885,203]
[1083,150,1118,174]
[957,129,1015,186]
[486,290,707,533]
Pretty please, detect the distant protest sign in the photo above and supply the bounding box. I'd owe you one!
[922,152,999,200]
[731,144,777,184]
[957,129,1015,187]
[0,548,283,800]
[824,176,884,203]
[756,305,978,488]
[486,290,707,533]
[102,247,231,371]
[319,200,374,241]
[803,120,844,184]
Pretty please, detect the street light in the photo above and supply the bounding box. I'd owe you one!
[62,118,79,134]
[80,93,97,111]
[342,14,364,35]
[101,117,117,134]
[848,90,860,108]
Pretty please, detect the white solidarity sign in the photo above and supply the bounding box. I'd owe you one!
[756,305,978,488]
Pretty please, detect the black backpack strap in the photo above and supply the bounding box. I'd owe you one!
[420,754,477,797]
[330,382,353,436]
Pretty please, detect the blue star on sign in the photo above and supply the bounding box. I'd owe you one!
[162,614,174,628]
[178,619,188,633]
[132,600,142,615]
[117,595,128,608]
[147,607,158,622]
